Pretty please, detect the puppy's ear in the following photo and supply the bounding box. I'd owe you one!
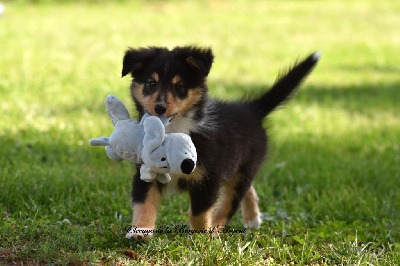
[121,47,161,78]
[174,46,214,76]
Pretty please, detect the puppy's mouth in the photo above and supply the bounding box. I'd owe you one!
[149,111,178,124]
[168,112,178,122]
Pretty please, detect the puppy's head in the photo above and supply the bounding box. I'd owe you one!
[121,46,214,118]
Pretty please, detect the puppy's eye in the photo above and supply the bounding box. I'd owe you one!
[147,80,157,87]
[174,83,187,99]
[143,80,157,96]
[174,83,183,91]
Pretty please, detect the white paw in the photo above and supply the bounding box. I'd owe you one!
[244,215,262,229]
[125,227,153,241]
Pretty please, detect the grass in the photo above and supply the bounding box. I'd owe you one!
[1,0,400,264]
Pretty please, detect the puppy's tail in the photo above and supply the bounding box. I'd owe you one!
[247,52,321,119]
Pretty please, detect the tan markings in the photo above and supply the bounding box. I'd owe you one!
[187,165,205,182]
[189,206,214,230]
[166,88,204,117]
[241,186,260,224]
[212,174,241,226]
[166,91,181,117]
[147,91,161,116]
[180,88,204,114]
[181,165,205,182]
[151,72,159,82]
[131,82,148,108]
[171,75,181,85]
[132,183,161,229]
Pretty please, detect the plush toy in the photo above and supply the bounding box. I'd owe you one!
[89,95,197,184]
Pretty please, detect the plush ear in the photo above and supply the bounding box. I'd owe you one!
[143,116,165,154]
[121,47,161,77]
[173,46,214,76]
[105,95,131,125]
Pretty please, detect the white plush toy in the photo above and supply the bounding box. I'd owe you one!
[89,95,197,184]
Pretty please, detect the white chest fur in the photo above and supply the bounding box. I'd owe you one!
[165,110,196,134]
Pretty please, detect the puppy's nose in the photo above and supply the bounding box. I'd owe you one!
[181,159,195,175]
[154,104,167,115]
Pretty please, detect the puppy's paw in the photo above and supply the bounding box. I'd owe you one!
[243,215,262,229]
[125,227,153,241]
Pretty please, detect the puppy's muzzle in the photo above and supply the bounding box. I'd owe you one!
[181,158,195,175]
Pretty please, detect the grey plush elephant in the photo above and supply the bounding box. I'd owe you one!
[89,95,197,184]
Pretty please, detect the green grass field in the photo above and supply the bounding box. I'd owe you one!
[1,0,399,264]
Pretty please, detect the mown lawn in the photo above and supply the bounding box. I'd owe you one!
[1,0,399,264]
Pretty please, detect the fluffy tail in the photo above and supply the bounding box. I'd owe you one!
[247,52,321,119]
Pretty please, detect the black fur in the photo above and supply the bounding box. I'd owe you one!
[188,103,268,216]
[123,46,320,225]
[246,52,320,118]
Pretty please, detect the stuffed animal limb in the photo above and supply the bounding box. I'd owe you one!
[89,137,123,162]
[140,164,171,183]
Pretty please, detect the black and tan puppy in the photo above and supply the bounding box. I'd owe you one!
[122,46,320,240]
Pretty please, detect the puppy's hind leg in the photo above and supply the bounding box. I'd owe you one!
[213,171,262,229]
[212,174,252,228]
[241,185,262,229]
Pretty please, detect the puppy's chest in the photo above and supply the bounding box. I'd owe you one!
[165,114,195,135]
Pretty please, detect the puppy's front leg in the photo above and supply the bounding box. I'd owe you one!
[188,179,219,232]
[126,172,161,241]
[188,206,214,230]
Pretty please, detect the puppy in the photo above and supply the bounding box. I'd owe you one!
[122,46,320,240]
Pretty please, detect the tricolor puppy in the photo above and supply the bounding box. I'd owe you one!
[122,46,321,240]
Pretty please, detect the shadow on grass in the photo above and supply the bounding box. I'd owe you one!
[207,80,400,115]
[37,80,400,123]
